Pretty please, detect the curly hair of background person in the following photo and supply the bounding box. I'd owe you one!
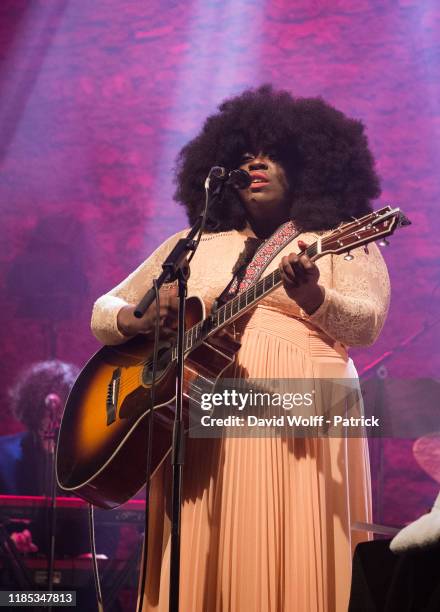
[8,360,79,432]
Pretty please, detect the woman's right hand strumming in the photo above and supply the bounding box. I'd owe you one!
[117,285,179,337]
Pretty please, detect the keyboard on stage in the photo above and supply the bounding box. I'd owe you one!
[0,495,145,525]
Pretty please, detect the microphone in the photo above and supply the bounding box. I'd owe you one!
[228,169,253,189]
[45,393,62,413]
[205,167,252,190]
[41,393,63,441]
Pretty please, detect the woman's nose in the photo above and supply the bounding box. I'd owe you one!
[248,155,269,171]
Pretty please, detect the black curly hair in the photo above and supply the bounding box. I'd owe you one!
[9,360,79,432]
[174,85,380,232]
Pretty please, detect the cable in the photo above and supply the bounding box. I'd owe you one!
[88,504,104,612]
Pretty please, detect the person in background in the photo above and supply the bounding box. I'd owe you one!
[0,360,78,553]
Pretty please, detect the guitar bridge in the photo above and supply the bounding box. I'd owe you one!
[106,368,121,425]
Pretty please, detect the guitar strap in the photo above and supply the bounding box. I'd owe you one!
[213,220,301,310]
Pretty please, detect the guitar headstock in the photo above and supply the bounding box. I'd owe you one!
[320,206,411,257]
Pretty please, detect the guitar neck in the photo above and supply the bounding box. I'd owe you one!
[209,242,320,332]
[171,241,321,359]
[170,204,410,359]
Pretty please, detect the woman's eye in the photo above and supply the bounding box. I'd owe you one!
[241,153,255,162]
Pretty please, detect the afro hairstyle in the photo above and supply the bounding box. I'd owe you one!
[9,360,79,432]
[173,85,381,232]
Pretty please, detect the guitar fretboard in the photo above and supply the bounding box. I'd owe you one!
[171,242,319,359]
[163,206,409,362]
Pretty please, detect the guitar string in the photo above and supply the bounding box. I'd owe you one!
[109,211,388,396]
[109,229,363,397]
[111,265,285,397]
[109,267,281,397]
[110,257,299,397]
[112,249,315,396]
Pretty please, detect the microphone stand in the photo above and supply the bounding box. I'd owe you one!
[134,216,204,612]
[133,218,202,318]
[359,315,440,379]
[47,428,59,612]
[168,263,188,612]
[134,167,235,612]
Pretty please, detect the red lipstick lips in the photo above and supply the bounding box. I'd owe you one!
[249,171,269,188]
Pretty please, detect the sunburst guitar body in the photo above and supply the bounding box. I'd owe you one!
[56,296,240,509]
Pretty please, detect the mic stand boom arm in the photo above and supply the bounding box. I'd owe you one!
[133,217,202,318]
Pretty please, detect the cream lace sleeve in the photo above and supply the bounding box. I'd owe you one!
[307,242,390,347]
[91,230,185,345]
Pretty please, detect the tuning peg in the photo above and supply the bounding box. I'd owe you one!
[344,252,354,261]
[378,238,390,247]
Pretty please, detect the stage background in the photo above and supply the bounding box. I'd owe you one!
[1,0,439,526]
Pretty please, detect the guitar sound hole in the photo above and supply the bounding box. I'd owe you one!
[142,342,174,385]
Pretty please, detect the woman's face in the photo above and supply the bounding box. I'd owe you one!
[237,152,290,222]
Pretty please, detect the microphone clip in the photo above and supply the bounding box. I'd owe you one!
[205,167,252,192]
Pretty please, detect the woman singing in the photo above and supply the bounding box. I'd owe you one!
[91,85,390,611]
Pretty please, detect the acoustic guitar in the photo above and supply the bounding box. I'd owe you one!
[56,206,410,509]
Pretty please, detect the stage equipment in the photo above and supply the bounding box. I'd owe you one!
[205,166,252,190]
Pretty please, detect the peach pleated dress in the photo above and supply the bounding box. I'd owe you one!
[91,226,390,612]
